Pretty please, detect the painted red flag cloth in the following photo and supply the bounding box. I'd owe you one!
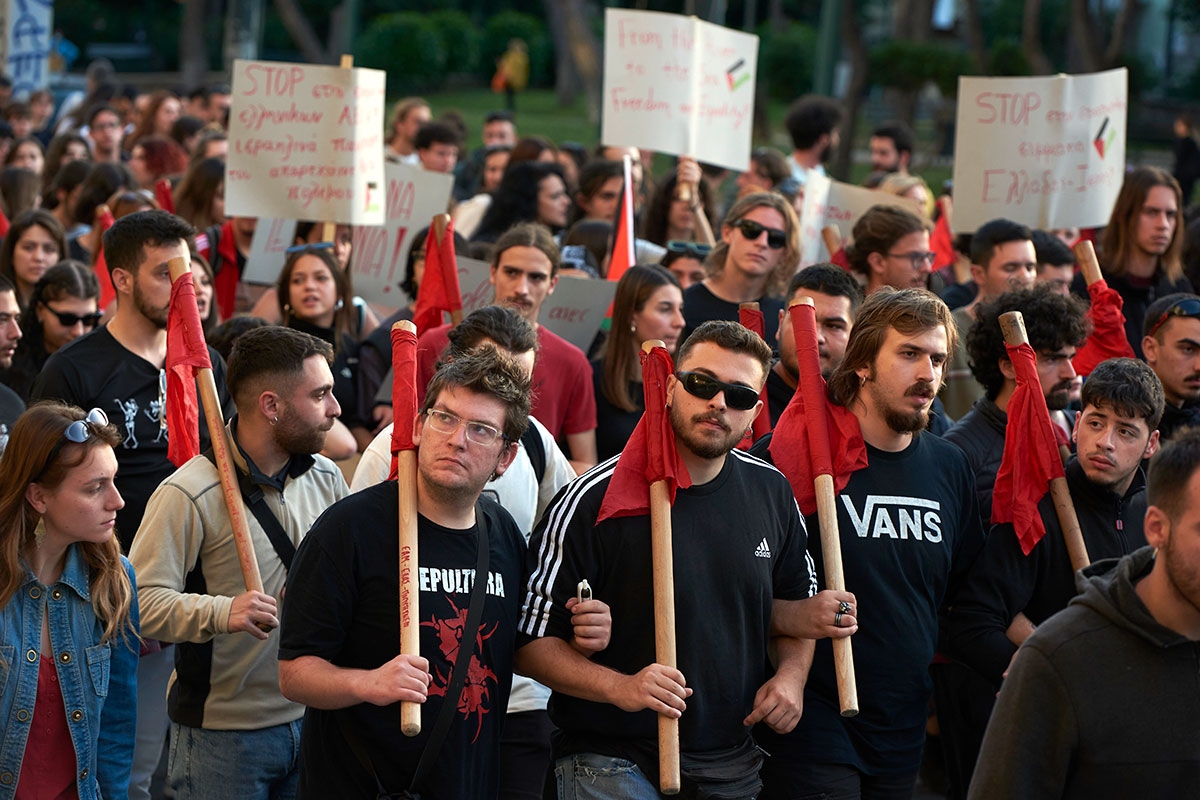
[155,179,175,214]
[412,222,463,334]
[1071,278,1134,376]
[165,271,213,467]
[930,199,955,271]
[992,342,1065,554]
[597,345,691,522]
[769,303,867,516]
[388,326,419,480]
[606,155,637,283]
[92,207,117,309]
[737,305,772,447]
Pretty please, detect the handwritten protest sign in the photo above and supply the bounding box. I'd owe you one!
[241,219,298,285]
[601,8,758,172]
[952,68,1127,232]
[799,175,922,265]
[350,162,454,306]
[0,0,53,96]
[226,59,386,225]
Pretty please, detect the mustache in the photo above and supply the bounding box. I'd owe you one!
[1085,451,1115,468]
[905,380,936,399]
[692,411,731,432]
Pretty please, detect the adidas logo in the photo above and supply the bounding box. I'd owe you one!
[755,538,771,558]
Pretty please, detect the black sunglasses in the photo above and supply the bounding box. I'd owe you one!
[35,408,109,481]
[285,241,335,255]
[666,241,713,258]
[39,302,101,329]
[1148,297,1200,338]
[731,219,787,250]
[677,371,759,411]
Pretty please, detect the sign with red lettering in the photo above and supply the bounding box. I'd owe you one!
[601,9,758,172]
[226,59,386,225]
[350,161,454,306]
[798,175,922,266]
[952,68,1127,232]
[242,218,298,284]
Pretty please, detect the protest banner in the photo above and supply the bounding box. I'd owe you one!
[242,218,298,285]
[0,0,53,96]
[226,59,386,225]
[601,8,758,172]
[952,68,1127,233]
[350,162,454,307]
[799,175,922,265]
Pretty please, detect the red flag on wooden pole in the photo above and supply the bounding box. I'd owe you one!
[92,206,117,309]
[1071,240,1134,376]
[155,179,175,214]
[412,215,463,334]
[737,303,772,446]
[165,269,213,467]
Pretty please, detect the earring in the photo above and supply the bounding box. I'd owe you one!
[630,324,636,333]
[33,517,46,549]
[859,373,867,387]
[271,416,278,426]
[744,427,753,437]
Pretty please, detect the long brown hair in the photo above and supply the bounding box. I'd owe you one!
[0,402,134,644]
[1101,166,1185,282]
[709,192,800,296]
[601,265,681,412]
[277,246,353,347]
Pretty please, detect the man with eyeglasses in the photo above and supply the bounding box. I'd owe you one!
[661,241,710,290]
[31,209,235,800]
[129,326,349,800]
[0,274,24,454]
[845,205,934,296]
[680,192,800,350]
[1142,292,1200,442]
[85,104,124,163]
[520,320,824,799]
[942,218,1038,420]
[278,348,598,799]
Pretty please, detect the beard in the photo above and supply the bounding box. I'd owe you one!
[869,375,935,434]
[1045,381,1073,410]
[1163,531,1200,617]
[133,281,168,329]
[273,405,332,456]
[670,403,743,460]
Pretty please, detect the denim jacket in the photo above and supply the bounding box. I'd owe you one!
[0,546,140,800]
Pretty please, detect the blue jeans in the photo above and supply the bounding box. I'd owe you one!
[555,754,661,800]
[168,719,302,800]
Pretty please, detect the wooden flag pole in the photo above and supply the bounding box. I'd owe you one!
[394,319,422,737]
[644,338,680,795]
[166,257,266,603]
[821,225,842,257]
[1073,239,1103,287]
[322,54,356,244]
[998,311,1090,571]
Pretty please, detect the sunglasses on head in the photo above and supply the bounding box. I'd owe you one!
[666,241,712,259]
[731,219,787,250]
[285,241,335,255]
[39,302,101,329]
[35,407,109,481]
[1148,297,1200,338]
[677,371,759,411]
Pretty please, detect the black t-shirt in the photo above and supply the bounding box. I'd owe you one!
[0,382,24,455]
[30,327,233,551]
[520,450,816,775]
[680,283,784,351]
[765,366,794,428]
[278,485,526,800]
[751,431,984,775]
[591,359,643,462]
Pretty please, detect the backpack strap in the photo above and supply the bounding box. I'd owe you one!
[201,448,296,571]
[520,423,546,486]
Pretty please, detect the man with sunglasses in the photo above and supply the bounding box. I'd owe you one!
[680,192,800,351]
[1142,293,1200,443]
[0,274,24,454]
[519,320,821,799]
[30,209,235,800]
[129,326,349,800]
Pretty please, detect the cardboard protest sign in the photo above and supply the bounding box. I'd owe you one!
[799,175,922,266]
[952,68,1127,233]
[601,8,758,172]
[226,59,386,225]
[242,219,298,285]
[0,0,53,96]
[350,162,454,306]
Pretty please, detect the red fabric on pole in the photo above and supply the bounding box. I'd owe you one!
[769,303,868,516]
[829,247,851,272]
[930,199,955,271]
[165,271,213,467]
[388,326,419,480]
[213,220,240,322]
[597,345,691,522]
[92,208,117,309]
[737,306,772,447]
[1071,278,1135,377]
[412,222,463,335]
[0,203,9,237]
[992,342,1066,554]
[155,179,175,214]
[606,156,637,283]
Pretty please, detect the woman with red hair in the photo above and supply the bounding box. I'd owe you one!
[127,136,187,191]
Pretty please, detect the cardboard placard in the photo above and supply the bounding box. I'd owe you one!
[241,218,298,285]
[0,0,53,96]
[799,175,923,265]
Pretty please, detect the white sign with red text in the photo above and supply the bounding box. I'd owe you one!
[799,175,922,266]
[242,218,298,285]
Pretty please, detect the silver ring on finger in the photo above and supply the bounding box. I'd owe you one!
[839,601,853,615]
[834,612,843,627]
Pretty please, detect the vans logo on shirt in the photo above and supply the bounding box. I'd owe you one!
[840,495,944,543]
[755,538,772,558]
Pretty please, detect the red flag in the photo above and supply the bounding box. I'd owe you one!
[1071,278,1135,376]
[769,303,868,516]
[92,207,117,309]
[597,345,691,522]
[0,203,9,238]
[606,155,636,283]
[155,179,175,214]
[930,198,955,272]
[737,305,772,448]
[165,271,213,467]
[412,221,462,334]
[992,342,1066,554]
[388,325,419,480]
[212,220,240,322]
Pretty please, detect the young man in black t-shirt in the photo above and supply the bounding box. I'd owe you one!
[760,288,985,799]
[278,349,608,800]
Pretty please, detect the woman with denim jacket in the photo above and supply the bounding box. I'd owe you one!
[0,401,139,800]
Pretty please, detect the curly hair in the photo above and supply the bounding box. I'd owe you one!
[422,346,532,443]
